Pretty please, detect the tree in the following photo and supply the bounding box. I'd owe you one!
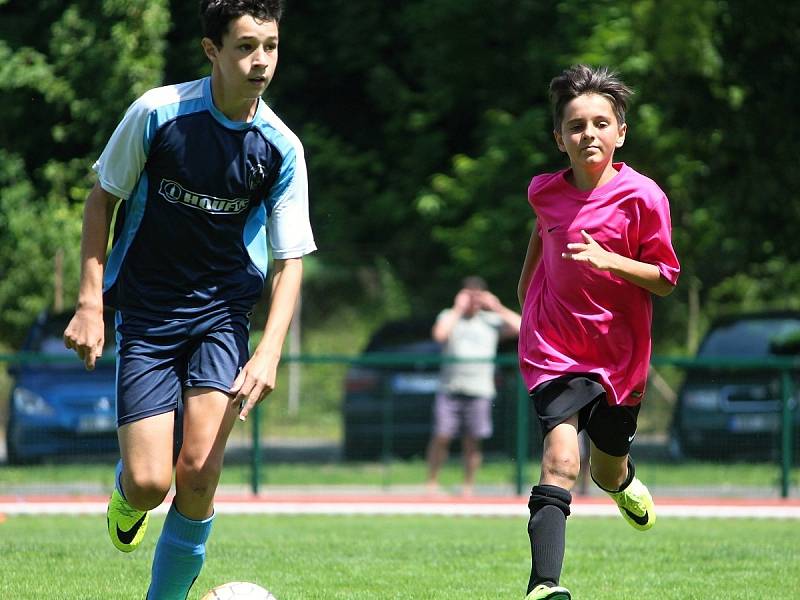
[1,0,799,349]
[0,0,169,344]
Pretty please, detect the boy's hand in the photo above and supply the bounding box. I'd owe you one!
[230,351,279,422]
[562,230,617,271]
[63,308,105,371]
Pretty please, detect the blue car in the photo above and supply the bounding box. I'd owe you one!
[5,311,118,464]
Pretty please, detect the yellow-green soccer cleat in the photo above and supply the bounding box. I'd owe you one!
[607,476,656,531]
[106,488,149,552]
[526,583,572,600]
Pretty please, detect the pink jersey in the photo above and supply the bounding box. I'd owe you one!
[519,163,680,406]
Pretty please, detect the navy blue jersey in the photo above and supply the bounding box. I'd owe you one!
[94,77,316,319]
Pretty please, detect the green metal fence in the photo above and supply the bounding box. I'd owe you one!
[0,352,797,497]
[651,355,799,498]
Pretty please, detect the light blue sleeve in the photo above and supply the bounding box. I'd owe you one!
[266,140,317,259]
[92,96,153,200]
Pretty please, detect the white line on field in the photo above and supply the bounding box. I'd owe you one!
[2,501,799,518]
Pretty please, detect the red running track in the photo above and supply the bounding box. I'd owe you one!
[2,493,800,518]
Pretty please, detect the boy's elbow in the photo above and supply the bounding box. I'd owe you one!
[654,280,676,297]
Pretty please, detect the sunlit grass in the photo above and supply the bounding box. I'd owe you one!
[1,514,797,599]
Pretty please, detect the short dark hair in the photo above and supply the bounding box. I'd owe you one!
[200,0,284,47]
[549,64,633,131]
[462,276,488,291]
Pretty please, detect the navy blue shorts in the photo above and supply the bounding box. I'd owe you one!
[114,311,250,426]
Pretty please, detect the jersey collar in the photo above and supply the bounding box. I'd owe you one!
[203,77,263,130]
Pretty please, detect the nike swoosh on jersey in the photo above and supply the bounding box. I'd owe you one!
[116,513,147,545]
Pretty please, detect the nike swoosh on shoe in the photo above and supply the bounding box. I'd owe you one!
[623,508,650,526]
[116,513,147,545]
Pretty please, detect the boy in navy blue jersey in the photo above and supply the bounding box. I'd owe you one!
[63,2,315,597]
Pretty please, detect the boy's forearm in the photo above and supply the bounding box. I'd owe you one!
[76,183,118,312]
[608,254,675,297]
[254,258,304,358]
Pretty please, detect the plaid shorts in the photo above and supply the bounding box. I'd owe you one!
[432,391,493,439]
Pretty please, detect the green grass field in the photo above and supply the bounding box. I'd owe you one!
[2,514,798,599]
[1,458,796,494]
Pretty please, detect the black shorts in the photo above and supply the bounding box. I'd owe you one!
[530,374,641,457]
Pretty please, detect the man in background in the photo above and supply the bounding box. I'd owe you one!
[426,276,521,495]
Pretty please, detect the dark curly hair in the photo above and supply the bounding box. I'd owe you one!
[200,0,284,47]
[549,64,633,131]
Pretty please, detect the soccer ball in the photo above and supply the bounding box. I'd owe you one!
[201,581,278,600]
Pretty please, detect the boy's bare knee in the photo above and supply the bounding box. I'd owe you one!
[541,452,580,486]
[177,456,222,496]
[125,474,171,510]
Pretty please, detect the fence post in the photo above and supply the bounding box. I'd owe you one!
[780,368,795,499]
[381,380,394,490]
[515,371,529,495]
[251,404,261,495]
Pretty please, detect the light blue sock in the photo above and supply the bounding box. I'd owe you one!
[147,502,214,600]
[114,459,126,500]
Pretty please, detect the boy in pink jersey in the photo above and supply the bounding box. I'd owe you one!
[517,65,680,600]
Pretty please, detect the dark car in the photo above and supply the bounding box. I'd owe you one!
[342,317,525,460]
[5,311,118,464]
[670,312,800,460]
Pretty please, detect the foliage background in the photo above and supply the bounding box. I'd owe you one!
[1,0,798,355]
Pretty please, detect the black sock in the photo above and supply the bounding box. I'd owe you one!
[527,484,572,593]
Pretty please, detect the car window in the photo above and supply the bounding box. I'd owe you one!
[364,320,437,352]
[37,336,76,355]
[371,340,441,354]
[26,313,116,353]
[698,318,800,357]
